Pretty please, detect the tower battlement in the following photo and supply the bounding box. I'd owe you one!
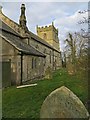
[37,22,60,51]
[37,23,58,35]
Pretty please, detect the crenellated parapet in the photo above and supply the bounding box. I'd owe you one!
[37,23,58,35]
[37,22,60,51]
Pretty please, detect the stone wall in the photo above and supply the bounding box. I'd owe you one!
[30,39,53,68]
[29,38,61,72]
[54,51,61,70]
[2,37,21,85]
[2,37,46,85]
[22,56,44,82]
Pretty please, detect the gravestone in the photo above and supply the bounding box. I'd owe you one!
[40,86,89,118]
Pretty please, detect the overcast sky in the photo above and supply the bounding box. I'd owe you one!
[0,2,88,51]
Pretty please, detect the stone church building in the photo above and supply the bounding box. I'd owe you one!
[0,4,61,87]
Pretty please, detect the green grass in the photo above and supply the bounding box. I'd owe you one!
[2,69,88,118]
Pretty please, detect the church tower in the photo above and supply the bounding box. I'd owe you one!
[19,4,27,30]
[37,22,60,51]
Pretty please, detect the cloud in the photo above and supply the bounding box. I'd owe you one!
[26,3,68,25]
[54,10,88,50]
[55,10,88,29]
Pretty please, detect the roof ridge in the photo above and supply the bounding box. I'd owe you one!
[0,20,21,36]
[1,12,19,26]
[0,30,45,57]
[0,12,21,35]
[29,31,60,53]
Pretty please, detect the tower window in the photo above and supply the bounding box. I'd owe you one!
[43,33,47,39]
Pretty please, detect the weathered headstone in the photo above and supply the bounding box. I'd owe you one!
[40,86,89,118]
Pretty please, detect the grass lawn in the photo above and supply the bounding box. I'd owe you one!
[2,69,88,118]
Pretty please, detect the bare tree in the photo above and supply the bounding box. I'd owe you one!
[65,32,88,76]
[65,33,76,74]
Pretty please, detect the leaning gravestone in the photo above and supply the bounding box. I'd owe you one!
[40,86,89,118]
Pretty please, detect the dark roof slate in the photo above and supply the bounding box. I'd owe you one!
[0,19,20,36]
[0,20,46,57]
[29,31,60,53]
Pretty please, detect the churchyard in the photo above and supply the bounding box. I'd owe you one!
[2,68,88,118]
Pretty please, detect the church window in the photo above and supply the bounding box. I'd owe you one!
[50,51,52,63]
[32,58,37,69]
[32,58,34,69]
[35,58,37,68]
[43,49,46,66]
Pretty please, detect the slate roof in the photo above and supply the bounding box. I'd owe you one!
[29,31,60,53]
[0,20,46,57]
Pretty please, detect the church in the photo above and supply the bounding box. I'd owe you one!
[0,4,61,87]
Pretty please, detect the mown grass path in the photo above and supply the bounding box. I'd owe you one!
[2,69,88,118]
